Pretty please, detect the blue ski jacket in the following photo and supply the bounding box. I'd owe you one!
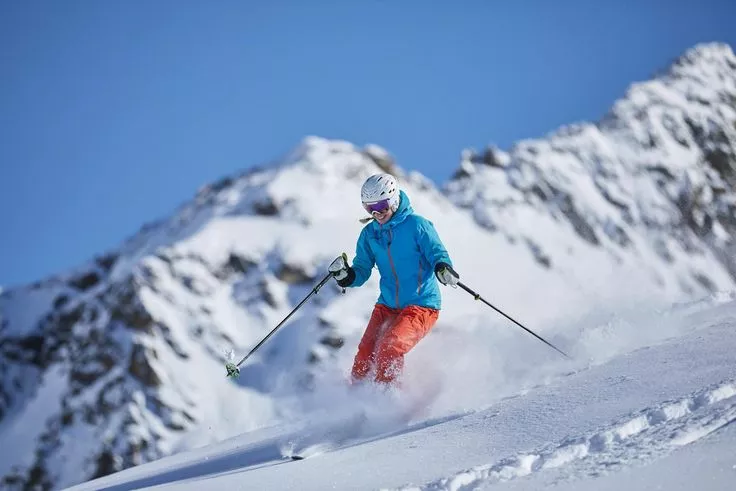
[348,190,453,310]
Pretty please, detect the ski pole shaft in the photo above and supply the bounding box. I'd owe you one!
[234,272,334,368]
[458,281,570,359]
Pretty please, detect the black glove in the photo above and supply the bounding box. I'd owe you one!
[328,253,355,288]
[434,262,459,287]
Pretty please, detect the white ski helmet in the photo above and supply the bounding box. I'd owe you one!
[361,173,400,212]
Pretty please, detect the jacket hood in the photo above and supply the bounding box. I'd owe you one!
[389,190,413,225]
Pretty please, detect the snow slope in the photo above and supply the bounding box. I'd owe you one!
[64,296,736,491]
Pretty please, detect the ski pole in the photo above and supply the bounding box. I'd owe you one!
[226,271,335,378]
[457,281,571,360]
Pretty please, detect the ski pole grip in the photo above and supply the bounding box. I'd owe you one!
[340,252,348,293]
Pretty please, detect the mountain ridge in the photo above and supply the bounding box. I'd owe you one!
[447,41,736,293]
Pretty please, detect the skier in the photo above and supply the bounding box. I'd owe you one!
[328,173,460,387]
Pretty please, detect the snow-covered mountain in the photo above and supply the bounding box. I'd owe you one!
[1,42,735,491]
[447,42,736,301]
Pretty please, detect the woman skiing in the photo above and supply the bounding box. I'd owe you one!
[328,173,460,386]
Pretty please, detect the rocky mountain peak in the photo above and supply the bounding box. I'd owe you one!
[447,42,736,293]
[667,41,736,79]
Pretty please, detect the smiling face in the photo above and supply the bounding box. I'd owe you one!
[372,207,395,224]
[363,198,395,225]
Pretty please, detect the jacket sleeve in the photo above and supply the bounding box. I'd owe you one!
[417,217,452,269]
[350,226,375,287]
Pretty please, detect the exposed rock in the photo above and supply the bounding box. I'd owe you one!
[253,196,279,216]
[96,253,118,272]
[362,144,399,175]
[214,253,255,280]
[103,280,155,333]
[92,449,123,480]
[52,295,69,309]
[69,271,102,291]
[276,263,312,284]
[127,343,161,388]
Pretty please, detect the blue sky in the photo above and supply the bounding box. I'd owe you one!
[1,1,735,287]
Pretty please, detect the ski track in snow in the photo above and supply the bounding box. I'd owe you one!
[396,381,736,491]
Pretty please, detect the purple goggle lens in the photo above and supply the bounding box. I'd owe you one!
[363,199,391,214]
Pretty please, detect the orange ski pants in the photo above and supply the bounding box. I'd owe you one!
[351,303,439,385]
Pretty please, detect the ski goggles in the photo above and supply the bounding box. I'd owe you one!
[363,199,391,214]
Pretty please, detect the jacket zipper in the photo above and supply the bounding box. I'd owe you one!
[417,259,422,295]
[386,228,400,308]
